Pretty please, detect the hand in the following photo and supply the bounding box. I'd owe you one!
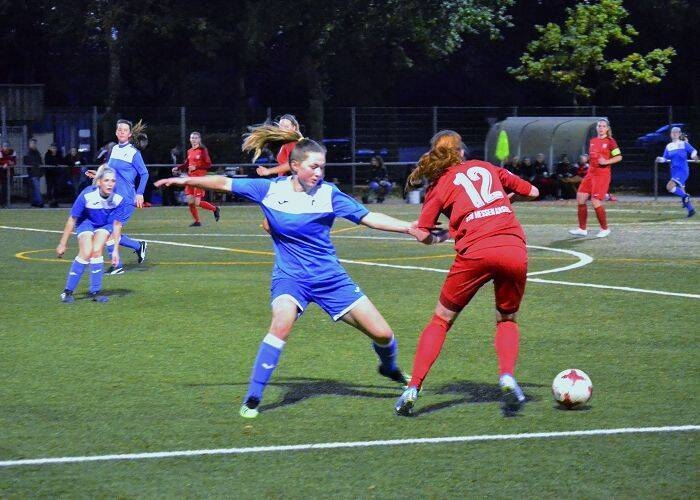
[111,249,120,266]
[85,169,97,179]
[135,194,144,208]
[171,166,180,174]
[56,244,66,258]
[256,166,271,176]
[188,166,196,173]
[598,156,608,166]
[154,177,187,188]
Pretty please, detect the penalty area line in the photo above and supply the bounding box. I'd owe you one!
[0,425,697,468]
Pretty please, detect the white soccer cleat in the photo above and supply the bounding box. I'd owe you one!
[596,228,611,238]
[568,228,588,237]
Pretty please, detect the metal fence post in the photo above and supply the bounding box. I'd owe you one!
[653,160,658,201]
[180,106,187,152]
[2,105,8,207]
[91,106,98,156]
[432,106,438,136]
[350,106,356,191]
[668,105,673,126]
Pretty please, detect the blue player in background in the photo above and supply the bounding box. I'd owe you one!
[657,126,697,217]
[56,166,129,303]
[87,119,149,273]
[156,138,432,418]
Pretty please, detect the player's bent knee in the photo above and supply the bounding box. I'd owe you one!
[496,310,518,322]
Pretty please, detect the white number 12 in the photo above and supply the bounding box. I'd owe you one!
[453,167,504,207]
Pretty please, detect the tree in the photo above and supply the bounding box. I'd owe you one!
[507,0,675,105]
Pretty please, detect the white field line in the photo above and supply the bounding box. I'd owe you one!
[2,225,696,298]
[0,425,697,468]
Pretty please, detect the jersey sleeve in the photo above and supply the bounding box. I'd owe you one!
[685,142,697,157]
[609,138,621,157]
[663,144,671,160]
[417,186,443,229]
[230,178,271,203]
[70,194,86,218]
[276,142,295,165]
[132,150,149,195]
[331,185,370,224]
[498,167,533,196]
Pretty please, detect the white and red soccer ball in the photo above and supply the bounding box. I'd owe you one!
[552,368,593,408]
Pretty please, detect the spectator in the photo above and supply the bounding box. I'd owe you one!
[23,138,44,207]
[520,156,534,181]
[553,154,574,199]
[65,147,86,197]
[532,152,554,199]
[503,156,521,176]
[44,143,65,207]
[362,155,392,204]
[0,142,17,207]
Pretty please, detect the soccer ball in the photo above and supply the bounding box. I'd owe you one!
[552,368,593,408]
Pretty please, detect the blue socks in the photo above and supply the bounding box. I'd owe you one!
[118,234,141,251]
[245,333,285,401]
[373,335,398,371]
[89,256,104,293]
[672,186,695,213]
[64,257,88,292]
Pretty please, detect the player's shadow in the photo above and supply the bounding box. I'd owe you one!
[408,380,544,416]
[74,288,134,300]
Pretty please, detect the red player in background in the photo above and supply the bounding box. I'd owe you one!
[173,131,220,226]
[395,130,539,417]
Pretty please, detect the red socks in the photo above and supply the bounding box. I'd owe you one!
[577,204,588,230]
[199,200,216,211]
[188,204,199,222]
[594,205,608,230]
[494,320,520,377]
[408,314,452,389]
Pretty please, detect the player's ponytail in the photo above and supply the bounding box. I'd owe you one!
[242,122,303,162]
[406,130,463,191]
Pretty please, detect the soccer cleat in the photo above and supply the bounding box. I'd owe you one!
[395,386,419,416]
[189,221,202,227]
[89,292,109,303]
[60,291,75,304]
[136,241,148,264]
[213,206,221,222]
[239,396,260,419]
[682,195,690,207]
[568,228,588,237]
[500,374,525,417]
[107,265,124,275]
[596,228,611,238]
[378,365,410,386]
[688,208,696,218]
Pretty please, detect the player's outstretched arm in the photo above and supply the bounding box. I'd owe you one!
[56,216,77,257]
[154,175,232,192]
[360,212,411,234]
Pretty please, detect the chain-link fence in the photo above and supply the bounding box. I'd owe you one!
[2,105,699,207]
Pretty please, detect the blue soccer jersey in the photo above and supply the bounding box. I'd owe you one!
[71,185,130,228]
[663,140,697,184]
[107,143,149,201]
[231,177,369,281]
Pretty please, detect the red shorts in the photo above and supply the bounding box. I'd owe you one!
[185,185,206,198]
[578,172,610,200]
[439,244,528,315]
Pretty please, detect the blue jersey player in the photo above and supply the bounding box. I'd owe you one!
[94,119,150,273]
[56,166,129,303]
[156,139,428,418]
[658,126,697,217]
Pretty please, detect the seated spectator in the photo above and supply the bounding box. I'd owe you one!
[520,156,534,181]
[553,153,576,199]
[560,154,588,199]
[503,156,521,176]
[362,155,393,204]
[531,152,555,199]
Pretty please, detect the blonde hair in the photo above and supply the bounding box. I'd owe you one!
[406,130,464,191]
[597,119,613,138]
[92,164,115,186]
[242,122,303,162]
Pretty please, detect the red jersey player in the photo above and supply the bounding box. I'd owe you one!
[173,131,220,227]
[569,119,622,238]
[254,114,302,178]
[395,130,539,417]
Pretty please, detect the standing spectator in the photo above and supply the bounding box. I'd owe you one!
[569,119,622,238]
[171,131,220,226]
[394,130,539,417]
[65,147,85,198]
[0,142,17,207]
[44,143,65,207]
[657,126,697,217]
[158,146,183,206]
[23,138,44,207]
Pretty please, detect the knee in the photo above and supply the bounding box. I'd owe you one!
[496,310,518,323]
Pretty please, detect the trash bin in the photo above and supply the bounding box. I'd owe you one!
[407,190,421,204]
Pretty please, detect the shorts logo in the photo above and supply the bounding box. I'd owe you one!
[262,363,276,369]
[278,200,289,205]
[354,286,361,293]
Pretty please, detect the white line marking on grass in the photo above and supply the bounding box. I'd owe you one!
[0,425,697,468]
[528,278,700,299]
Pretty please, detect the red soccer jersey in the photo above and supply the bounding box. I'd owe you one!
[179,146,212,177]
[588,136,621,173]
[418,160,534,254]
[277,141,297,166]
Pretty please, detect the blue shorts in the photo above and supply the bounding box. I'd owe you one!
[271,273,366,321]
[76,220,113,237]
[670,168,689,187]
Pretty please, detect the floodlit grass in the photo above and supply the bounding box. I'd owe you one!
[0,199,698,497]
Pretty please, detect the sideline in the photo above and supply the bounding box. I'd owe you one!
[1,425,697,468]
